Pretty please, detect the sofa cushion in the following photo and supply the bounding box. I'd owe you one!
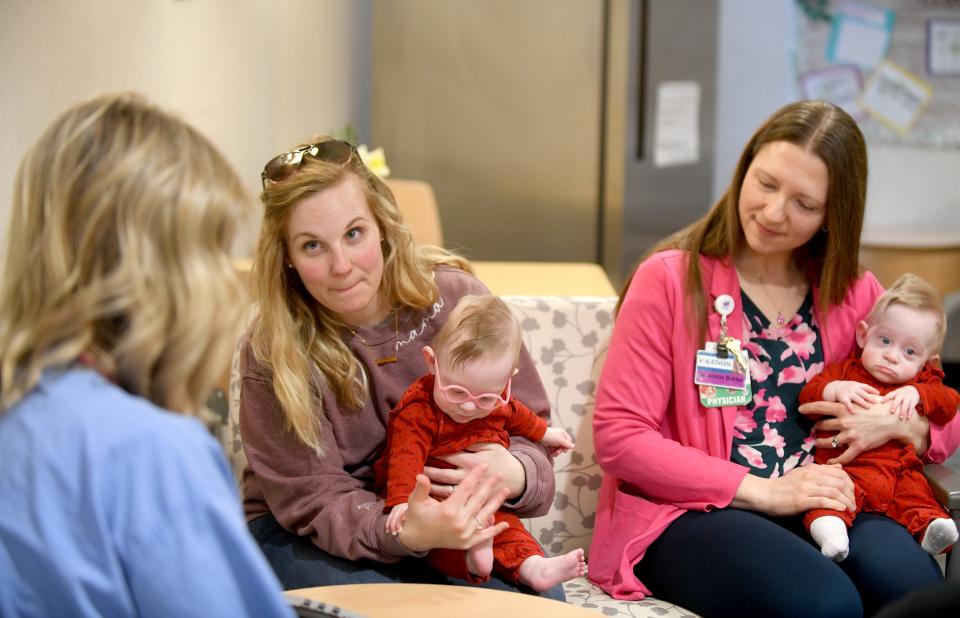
[503,295,613,558]
[564,576,700,617]
[505,296,699,616]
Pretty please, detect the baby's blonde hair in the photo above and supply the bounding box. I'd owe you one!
[867,273,946,354]
[432,295,521,370]
[0,93,249,415]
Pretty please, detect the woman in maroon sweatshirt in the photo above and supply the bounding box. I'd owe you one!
[239,137,562,599]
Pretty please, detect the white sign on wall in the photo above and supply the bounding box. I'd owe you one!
[653,81,701,168]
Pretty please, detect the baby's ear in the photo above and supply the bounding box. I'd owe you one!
[928,353,942,370]
[855,320,869,349]
[422,346,436,373]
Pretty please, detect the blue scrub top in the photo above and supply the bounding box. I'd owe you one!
[0,368,293,617]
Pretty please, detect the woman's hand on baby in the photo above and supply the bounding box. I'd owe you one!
[800,399,927,464]
[541,427,575,457]
[425,443,525,499]
[823,380,882,413]
[734,463,855,516]
[397,465,510,553]
[883,386,920,420]
[385,503,408,535]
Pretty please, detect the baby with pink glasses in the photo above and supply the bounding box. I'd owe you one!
[373,294,585,591]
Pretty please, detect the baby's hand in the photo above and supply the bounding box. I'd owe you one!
[825,380,882,413]
[385,503,409,535]
[883,386,920,420]
[541,427,575,456]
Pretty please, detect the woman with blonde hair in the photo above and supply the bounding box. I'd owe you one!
[0,93,290,617]
[240,138,563,598]
[590,100,960,616]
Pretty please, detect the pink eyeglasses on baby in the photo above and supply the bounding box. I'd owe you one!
[433,359,512,410]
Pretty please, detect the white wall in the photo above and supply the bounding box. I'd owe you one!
[6,1,955,258]
[0,0,371,257]
[714,0,794,198]
[714,0,960,232]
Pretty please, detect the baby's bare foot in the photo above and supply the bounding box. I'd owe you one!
[517,548,586,592]
[466,538,493,577]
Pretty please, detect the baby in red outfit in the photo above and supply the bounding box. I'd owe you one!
[801,273,959,562]
[374,294,586,591]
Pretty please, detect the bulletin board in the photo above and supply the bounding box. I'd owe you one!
[792,0,960,149]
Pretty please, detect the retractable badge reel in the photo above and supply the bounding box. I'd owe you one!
[695,294,752,407]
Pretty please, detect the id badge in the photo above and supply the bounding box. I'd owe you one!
[697,341,752,408]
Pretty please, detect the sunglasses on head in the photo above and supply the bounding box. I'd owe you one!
[260,139,356,189]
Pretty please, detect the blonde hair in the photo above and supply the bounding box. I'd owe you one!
[253,137,471,453]
[620,101,868,342]
[0,93,249,415]
[868,273,946,354]
[432,295,522,370]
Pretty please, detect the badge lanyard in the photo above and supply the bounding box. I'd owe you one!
[696,294,752,407]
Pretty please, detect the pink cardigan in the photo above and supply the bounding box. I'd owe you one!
[589,250,960,599]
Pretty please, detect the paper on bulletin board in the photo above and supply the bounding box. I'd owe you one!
[793,0,960,148]
[798,64,866,120]
[928,19,960,76]
[860,59,932,135]
[827,2,896,69]
[653,81,700,168]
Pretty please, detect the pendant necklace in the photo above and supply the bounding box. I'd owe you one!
[754,275,791,326]
[738,262,799,327]
[348,310,399,366]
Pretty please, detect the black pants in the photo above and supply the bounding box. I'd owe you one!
[635,509,942,617]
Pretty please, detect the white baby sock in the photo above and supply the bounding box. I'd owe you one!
[810,515,849,562]
[920,518,959,555]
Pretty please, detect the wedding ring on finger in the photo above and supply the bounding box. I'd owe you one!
[831,437,840,449]
[474,515,486,531]
[450,483,458,495]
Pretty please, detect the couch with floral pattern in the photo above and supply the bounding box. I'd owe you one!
[214,295,699,616]
[504,296,698,617]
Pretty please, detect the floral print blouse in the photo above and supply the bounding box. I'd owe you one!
[730,291,824,478]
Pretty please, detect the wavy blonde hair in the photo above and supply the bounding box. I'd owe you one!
[253,138,471,453]
[0,93,249,415]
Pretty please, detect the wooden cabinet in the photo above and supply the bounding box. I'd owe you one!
[859,228,960,298]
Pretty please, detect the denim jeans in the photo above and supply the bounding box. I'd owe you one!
[248,512,566,601]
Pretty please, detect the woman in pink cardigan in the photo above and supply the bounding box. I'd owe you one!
[591,101,960,617]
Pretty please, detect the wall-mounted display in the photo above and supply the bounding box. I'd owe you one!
[793,0,960,149]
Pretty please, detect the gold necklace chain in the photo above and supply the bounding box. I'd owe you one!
[754,278,789,326]
[740,267,802,327]
[348,310,399,366]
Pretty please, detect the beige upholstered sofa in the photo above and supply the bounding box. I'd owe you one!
[503,295,698,616]
[210,293,959,615]
[212,294,697,616]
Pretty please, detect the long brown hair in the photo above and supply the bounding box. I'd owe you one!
[618,100,867,339]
